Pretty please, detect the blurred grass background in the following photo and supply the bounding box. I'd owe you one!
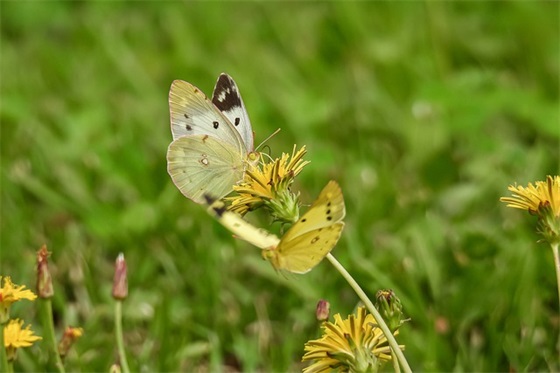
[1,1,559,371]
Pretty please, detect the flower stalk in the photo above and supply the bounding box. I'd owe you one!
[112,253,130,373]
[326,254,411,373]
[36,246,65,373]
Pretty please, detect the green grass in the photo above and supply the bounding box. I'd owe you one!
[1,1,559,371]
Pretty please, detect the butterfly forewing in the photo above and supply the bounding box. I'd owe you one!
[167,135,245,203]
[282,180,346,242]
[212,73,254,151]
[169,79,245,154]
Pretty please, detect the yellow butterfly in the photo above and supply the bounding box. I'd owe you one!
[205,180,345,274]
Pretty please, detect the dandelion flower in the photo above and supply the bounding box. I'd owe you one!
[500,175,560,244]
[302,306,401,373]
[501,175,560,322]
[227,145,309,223]
[0,277,37,323]
[3,319,42,361]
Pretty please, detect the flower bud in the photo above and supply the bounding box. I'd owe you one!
[58,326,83,358]
[316,299,330,321]
[112,253,128,300]
[36,245,53,298]
[375,289,405,332]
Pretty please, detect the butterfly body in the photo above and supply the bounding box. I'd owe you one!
[167,74,256,203]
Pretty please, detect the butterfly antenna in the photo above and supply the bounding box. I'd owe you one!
[260,151,274,162]
[255,128,281,152]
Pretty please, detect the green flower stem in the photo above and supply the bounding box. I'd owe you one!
[0,321,9,372]
[39,299,65,373]
[115,300,130,373]
[552,242,560,313]
[551,242,560,352]
[326,254,412,373]
[391,350,401,373]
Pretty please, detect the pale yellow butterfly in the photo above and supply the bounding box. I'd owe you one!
[205,180,345,274]
[167,74,257,204]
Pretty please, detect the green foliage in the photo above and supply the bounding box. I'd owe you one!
[1,1,558,371]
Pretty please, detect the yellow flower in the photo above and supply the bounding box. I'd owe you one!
[3,319,42,362]
[501,175,560,244]
[302,306,401,373]
[227,145,310,223]
[0,276,37,323]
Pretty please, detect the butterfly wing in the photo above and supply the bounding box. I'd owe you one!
[167,135,246,203]
[282,180,346,242]
[212,73,254,152]
[271,222,345,274]
[169,79,245,153]
[264,180,346,274]
[205,198,281,249]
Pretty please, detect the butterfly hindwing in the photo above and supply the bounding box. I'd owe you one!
[212,73,254,151]
[266,181,346,273]
[274,222,345,274]
[167,135,245,203]
[169,79,246,154]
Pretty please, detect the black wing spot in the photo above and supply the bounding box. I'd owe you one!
[204,194,217,205]
[213,205,227,217]
[186,124,193,131]
[213,121,219,129]
[327,216,332,221]
[234,117,240,126]
[327,202,332,207]
[311,236,320,244]
[326,209,331,214]
[301,218,307,223]
[184,113,190,119]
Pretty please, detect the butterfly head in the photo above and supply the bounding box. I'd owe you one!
[246,151,261,168]
[261,246,281,271]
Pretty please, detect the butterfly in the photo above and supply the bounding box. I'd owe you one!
[167,73,257,204]
[205,180,346,274]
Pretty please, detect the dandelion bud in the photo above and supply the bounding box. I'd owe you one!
[58,326,83,358]
[316,299,330,321]
[375,289,404,332]
[36,245,53,298]
[112,253,128,300]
